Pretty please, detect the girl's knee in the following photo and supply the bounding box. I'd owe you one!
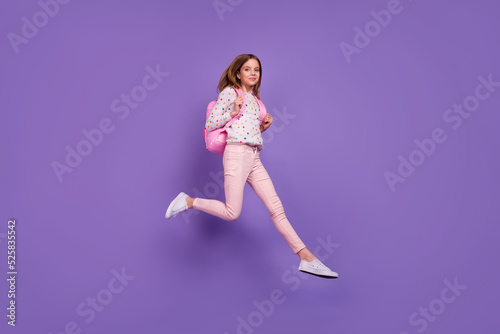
[225,207,241,222]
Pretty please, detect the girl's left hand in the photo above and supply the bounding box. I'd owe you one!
[261,113,273,131]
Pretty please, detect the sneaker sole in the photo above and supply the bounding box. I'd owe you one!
[299,266,339,278]
[165,192,186,219]
[299,269,338,279]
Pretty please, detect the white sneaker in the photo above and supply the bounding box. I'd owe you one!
[165,192,190,219]
[298,258,338,279]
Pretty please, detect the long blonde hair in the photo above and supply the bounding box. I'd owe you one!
[216,54,262,100]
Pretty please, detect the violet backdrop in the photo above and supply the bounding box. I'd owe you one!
[1,0,499,333]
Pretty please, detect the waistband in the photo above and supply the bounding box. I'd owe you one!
[226,142,259,153]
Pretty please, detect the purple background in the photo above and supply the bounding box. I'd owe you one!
[1,0,499,333]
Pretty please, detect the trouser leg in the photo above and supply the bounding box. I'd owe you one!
[247,153,306,255]
[192,145,251,221]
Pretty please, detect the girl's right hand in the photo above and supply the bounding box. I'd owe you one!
[230,90,243,118]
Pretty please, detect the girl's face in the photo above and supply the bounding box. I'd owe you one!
[237,59,260,88]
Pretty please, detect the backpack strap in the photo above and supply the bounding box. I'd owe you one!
[253,94,267,125]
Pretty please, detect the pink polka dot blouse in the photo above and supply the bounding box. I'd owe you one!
[205,87,263,151]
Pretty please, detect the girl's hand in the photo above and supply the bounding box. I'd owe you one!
[230,90,243,118]
[260,113,273,132]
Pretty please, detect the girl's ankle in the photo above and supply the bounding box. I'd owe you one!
[186,197,194,209]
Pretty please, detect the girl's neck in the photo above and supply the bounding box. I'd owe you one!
[240,84,254,95]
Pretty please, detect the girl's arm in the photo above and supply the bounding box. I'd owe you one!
[205,88,236,131]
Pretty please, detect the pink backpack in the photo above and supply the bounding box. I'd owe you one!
[203,87,267,156]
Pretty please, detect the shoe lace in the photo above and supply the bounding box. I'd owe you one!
[313,260,330,270]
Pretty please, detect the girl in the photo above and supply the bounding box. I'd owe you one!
[165,54,338,279]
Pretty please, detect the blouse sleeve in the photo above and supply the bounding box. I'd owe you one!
[205,87,237,131]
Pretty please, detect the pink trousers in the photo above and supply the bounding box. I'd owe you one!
[192,143,307,255]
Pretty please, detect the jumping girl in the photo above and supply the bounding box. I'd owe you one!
[165,54,338,279]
